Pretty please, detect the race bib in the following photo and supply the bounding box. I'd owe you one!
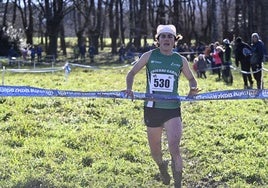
[150,73,174,92]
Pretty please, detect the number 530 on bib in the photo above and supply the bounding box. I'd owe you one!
[150,73,174,92]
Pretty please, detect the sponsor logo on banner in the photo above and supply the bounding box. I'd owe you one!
[262,89,268,97]
[248,89,259,98]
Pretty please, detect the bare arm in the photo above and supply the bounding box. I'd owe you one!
[125,51,152,97]
[181,56,200,95]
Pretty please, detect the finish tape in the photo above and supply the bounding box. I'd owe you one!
[0,85,267,101]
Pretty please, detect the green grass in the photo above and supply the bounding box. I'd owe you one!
[0,58,267,188]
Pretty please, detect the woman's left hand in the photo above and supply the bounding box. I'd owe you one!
[187,87,201,97]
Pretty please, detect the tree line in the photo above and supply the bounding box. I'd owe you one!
[0,0,267,58]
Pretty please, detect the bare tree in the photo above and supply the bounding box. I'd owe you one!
[73,0,102,54]
[210,0,218,42]
[148,0,157,38]
[60,21,67,55]
[108,0,119,54]
[156,0,166,25]
[2,0,268,56]
[118,0,125,45]
[133,0,147,49]
[87,0,100,54]
[15,0,34,44]
[2,0,10,27]
[234,0,240,38]
[183,0,196,43]
[173,0,180,34]
[100,1,109,50]
[38,0,73,56]
[260,0,268,46]
[128,0,135,44]
[140,0,148,47]
[11,0,17,25]
[94,0,103,53]
[72,0,88,47]
[196,0,208,42]
[220,0,232,39]
[233,0,250,43]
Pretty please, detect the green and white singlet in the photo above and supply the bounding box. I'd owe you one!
[145,48,183,109]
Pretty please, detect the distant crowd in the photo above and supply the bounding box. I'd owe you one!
[190,33,266,89]
[6,33,266,89]
[118,33,266,89]
[8,44,44,66]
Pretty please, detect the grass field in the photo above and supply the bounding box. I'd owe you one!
[0,53,267,188]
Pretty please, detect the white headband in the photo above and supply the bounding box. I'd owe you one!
[156,24,176,38]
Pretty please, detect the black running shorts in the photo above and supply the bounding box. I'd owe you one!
[144,106,181,127]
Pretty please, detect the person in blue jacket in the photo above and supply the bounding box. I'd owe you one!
[251,33,265,89]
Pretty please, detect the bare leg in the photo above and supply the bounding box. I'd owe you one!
[147,126,171,185]
[164,117,183,187]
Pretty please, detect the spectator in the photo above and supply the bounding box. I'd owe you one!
[8,45,18,65]
[79,43,86,62]
[143,43,151,53]
[205,43,216,74]
[251,33,265,89]
[21,47,29,61]
[192,56,198,77]
[196,54,207,78]
[73,45,80,61]
[8,45,18,58]
[88,45,95,63]
[36,45,43,62]
[189,43,196,61]
[211,46,224,81]
[118,44,126,63]
[234,37,253,89]
[181,43,189,60]
[30,46,36,64]
[126,43,136,61]
[222,39,233,84]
